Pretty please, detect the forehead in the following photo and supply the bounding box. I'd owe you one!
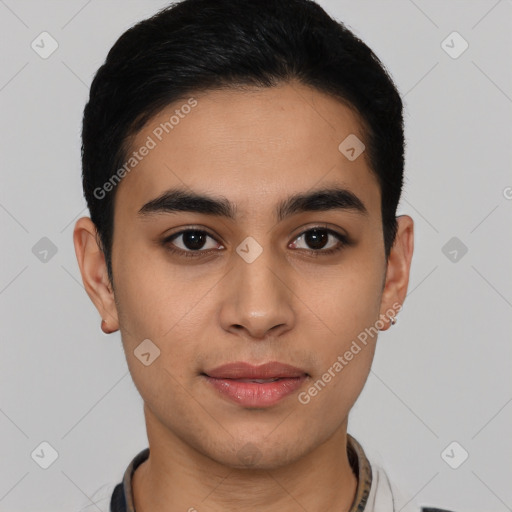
[115,82,380,220]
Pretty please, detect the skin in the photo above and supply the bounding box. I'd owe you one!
[74,81,413,512]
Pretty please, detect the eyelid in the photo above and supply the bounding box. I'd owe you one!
[290,222,348,239]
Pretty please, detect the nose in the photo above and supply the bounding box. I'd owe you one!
[219,247,295,340]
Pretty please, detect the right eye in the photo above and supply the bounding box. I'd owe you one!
[163,229,224,258]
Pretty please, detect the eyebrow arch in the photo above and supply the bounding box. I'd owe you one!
[138,184,368,222]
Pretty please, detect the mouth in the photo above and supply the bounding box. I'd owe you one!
[204,361,308,379]
[201,361,309,407]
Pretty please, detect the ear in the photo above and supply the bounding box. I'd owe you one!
[378,215,414,331]
[73,217,119,334]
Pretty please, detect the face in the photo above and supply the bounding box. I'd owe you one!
[75,81,412,470]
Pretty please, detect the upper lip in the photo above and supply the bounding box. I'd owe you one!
[204,361,307,379]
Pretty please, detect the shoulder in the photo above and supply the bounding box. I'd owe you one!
[420,509,457,512]
[368,463,456,512]
[76,481,118,512]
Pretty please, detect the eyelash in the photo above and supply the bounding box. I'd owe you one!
[162,227,350,259]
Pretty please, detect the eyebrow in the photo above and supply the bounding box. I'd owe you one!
[138,184,368,222]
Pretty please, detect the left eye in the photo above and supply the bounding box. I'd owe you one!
[289,228,347,253]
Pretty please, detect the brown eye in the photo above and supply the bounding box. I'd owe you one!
[290,228,348,255]
[174,230,209,250]
[303,229,329,250]
[164,229,223,258]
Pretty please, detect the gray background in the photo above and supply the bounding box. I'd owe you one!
[1,0,511,511]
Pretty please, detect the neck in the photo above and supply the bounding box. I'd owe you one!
[133,408,358,512]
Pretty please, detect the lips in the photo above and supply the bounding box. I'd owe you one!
[204,361,307,380]
[202,362,309,407]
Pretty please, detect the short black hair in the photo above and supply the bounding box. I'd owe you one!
[81,0,404,282]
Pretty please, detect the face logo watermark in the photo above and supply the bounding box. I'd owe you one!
[134,339,161,366]
[237,443,263,467]
[338,134,365,161]
[441,31,469,60]
[31,441,59,469]
[32,237,58,263]
[236,236,264,264]
[441,236,468,263]
[441,441,469,469]
[31,31,59,59]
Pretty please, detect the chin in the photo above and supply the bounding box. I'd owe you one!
[209,435,308,471]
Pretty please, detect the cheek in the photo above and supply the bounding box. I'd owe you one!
[298,296,379,423]
[125,351,208,442]
[307,259,383,336]
[301,347,376,430]
[112,252,214,384]
[112,241,207,338]
[299,255,383,399]
[119,300,204,422]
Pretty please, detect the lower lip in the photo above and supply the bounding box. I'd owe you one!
[203,376,307,407]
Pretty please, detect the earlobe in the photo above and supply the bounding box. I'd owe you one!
[379,215,414,331]
[73,217,119,334]
[101,319,118,334]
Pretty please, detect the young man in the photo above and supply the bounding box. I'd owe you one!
[73,0,452,510]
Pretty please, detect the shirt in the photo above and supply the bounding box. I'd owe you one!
[78,434,455,512]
